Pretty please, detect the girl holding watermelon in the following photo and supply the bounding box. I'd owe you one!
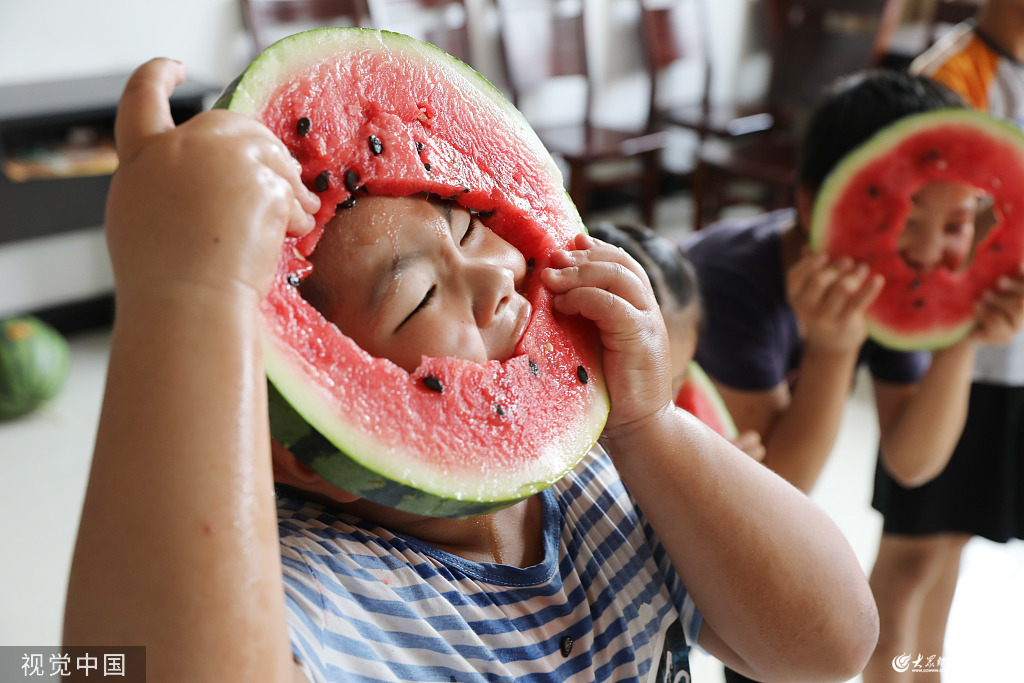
[684,70,1024,683]
[65,54,884,683]
[860,3,1024,680]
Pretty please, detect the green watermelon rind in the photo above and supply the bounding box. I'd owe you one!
[220,28,610,517]
[680,361,738,440]
[809,108,1024,351]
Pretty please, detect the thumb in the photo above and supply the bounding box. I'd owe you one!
[115,58,187,158]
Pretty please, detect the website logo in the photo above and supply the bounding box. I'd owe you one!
[891,652,945,674]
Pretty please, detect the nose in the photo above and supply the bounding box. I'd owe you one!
[900,224,944,272]
[466,239,526,327]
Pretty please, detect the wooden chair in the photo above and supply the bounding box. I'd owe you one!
[640,0,775,145]
[691,0,905,229]
[495,0,667,227]
[240,0,369,57]
[367,0,473,65]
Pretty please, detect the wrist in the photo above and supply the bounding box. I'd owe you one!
[600,402,676,457]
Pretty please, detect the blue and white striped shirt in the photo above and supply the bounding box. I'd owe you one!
[277,446,702,682]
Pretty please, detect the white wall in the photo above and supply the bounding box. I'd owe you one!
[0,0,758,317]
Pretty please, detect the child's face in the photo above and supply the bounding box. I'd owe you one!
[303,195,531,372]
[897,182,978,272]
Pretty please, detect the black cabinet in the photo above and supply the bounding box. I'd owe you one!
[0,73,220,245]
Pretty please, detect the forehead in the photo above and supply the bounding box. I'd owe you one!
[911,181,978,209]
[305,195,450,305]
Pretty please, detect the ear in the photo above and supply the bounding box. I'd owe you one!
[795,186,817,233]
[271,439,361,504]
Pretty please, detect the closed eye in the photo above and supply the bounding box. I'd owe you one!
[460,218,477,246]
[397,285,436,331]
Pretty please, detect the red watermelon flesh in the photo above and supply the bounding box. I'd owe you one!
[217,28,609,517]
[674,361,737,440]
[810,109,1024,351]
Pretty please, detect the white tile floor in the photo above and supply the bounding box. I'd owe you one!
[1,194,1021,680]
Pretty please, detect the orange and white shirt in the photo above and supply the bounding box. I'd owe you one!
[912,21,1024,129]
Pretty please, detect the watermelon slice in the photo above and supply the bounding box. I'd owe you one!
[215,28,609,518]
[810,109,1024,351]
[674,361,737,440]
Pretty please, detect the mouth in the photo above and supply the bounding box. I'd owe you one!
[511,295,533,354]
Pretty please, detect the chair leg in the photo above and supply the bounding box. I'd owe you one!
[640,151,661,229]
[568,161,589,221]
[692,160,711,231]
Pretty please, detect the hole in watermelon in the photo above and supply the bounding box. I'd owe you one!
[896,181,996,274]
[296,194,533,374]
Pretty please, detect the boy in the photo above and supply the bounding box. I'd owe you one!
[860,2,1024,679]
[64,57,879,682]
[684,70,1024,683]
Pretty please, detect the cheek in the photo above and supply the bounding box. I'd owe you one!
[392,315,488,371]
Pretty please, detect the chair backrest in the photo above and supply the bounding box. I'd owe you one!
[763,0,905,129]
[367,0,472,65]
[241,0,369,56]
[639,0,712,129]
[927,0,982,48]
[495,0,593,126]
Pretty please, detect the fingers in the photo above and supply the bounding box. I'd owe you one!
[731,430,767,463]
[974,272,1024,344]
[544,235,655,312]
[789,253,881,320]
[253,132,321,234]
[115,58,187,158]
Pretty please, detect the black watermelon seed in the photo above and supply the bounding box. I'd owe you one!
[919,148,941,164]
[423,375,444,393]
[415,141,425,153]
[424,163,432,173]
[315,170,330,192]
[560,636,574,657]
[529,359,539,376]
[992,242,1003,252]
[478,210,494,219]
[296,117,311,137]
[369,135,384,155]
[287,273,302,287]
[495,404,506,416]
[576,365,589,384]
[336,196,357,211]
[914,298,926,309]
[867,185,880,197]
[910,278,921,290]
[344,169,360,192]
[527,257,535,276]
[462,187,471,193]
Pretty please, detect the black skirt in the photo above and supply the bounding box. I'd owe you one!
[872,382,1024,543]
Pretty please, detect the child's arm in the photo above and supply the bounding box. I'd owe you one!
[875,268,1024,486]
[715,251,883,492]
[543,237,878,683]
[63,59,319,683]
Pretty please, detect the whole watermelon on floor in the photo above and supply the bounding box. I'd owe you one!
[0,316,69,420]
[216,28,610,517]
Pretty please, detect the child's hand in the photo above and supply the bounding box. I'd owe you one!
[731,429,766,462]
[106,58,320,305]
[542,234,673,434]
[786,251,884,353]
[972,267,1024,346]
